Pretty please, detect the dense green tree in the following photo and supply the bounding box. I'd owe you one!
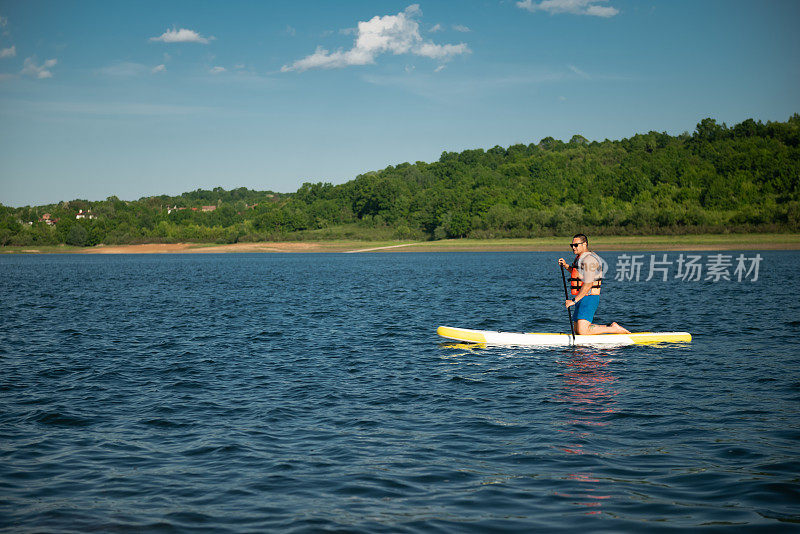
[65,224,89,246]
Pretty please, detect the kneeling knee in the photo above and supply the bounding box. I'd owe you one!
[575,321,591,335]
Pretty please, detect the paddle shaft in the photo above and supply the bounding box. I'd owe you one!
[560,264,576,340]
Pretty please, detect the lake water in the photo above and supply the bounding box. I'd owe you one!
[1,252,799,532]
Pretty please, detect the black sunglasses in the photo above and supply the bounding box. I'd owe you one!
[570,242,585,248]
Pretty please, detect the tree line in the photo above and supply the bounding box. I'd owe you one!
[1,115,798,247]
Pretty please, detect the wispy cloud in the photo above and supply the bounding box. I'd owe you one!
[361,69,567,102]
[0,17,14,59]
[99,61,149,77]
[21,57,57,78]
[362,63,625,101]
[8,99,217,117]
[282,4,470,73]
[209,66,226,74]
[517,0,619,18]
[285,25,296,36]
[430,23,443,33]
[568,64,590,79]
[152,64,166,74]
[150,27,215,44]
[453,25,470,32]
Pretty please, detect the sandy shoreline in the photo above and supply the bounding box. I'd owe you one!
[80,242,433,253]
[82,242,330,254]
[4,235,800,254]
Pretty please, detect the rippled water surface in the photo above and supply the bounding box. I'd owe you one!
[1,252,799,532]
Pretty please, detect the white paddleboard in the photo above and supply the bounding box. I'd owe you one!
[437,326,691,347]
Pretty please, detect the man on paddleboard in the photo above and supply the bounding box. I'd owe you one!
[558,234,630,335]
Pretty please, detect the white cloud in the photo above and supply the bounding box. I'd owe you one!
[209,66,226,74]
[282,4,470,72]
[0,16,7,27]
[585,4,619,17]
[152,64,166,74]
[150,27,214,44]
[430,23,443,32]
[0,45,15,58]
[434,65,446,73]
[415,42,469,59]
[453,25,470,32]
[286,25,296,36]
[517,0,619,17]
[21,57,56,79]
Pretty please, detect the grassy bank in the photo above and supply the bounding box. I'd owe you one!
[1,244,85,254]
[401,233,800,251]
[1,233,799,254]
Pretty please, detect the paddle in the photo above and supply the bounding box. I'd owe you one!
[560,263,576,343]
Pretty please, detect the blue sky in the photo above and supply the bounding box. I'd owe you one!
[0,0,798,206]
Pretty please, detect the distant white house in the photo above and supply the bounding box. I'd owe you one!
[76,209,96,220]
[167,205,211,214]
[39,213,57,226]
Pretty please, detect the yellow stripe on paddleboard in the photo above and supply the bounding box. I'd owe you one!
[437,326,487,343]
[628,332,692,344]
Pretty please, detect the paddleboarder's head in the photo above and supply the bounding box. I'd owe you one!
[570,234,588,255]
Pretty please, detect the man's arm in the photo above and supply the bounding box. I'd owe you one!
[566,280,591,307]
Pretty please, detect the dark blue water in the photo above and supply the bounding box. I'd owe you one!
[1,252,799,532]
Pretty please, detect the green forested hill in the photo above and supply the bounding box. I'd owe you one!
[2,115,798,246]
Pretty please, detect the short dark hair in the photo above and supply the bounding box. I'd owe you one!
[573,233,588,245]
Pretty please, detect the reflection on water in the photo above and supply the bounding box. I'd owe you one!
[439,341,487,351]
[553,349,619,514]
